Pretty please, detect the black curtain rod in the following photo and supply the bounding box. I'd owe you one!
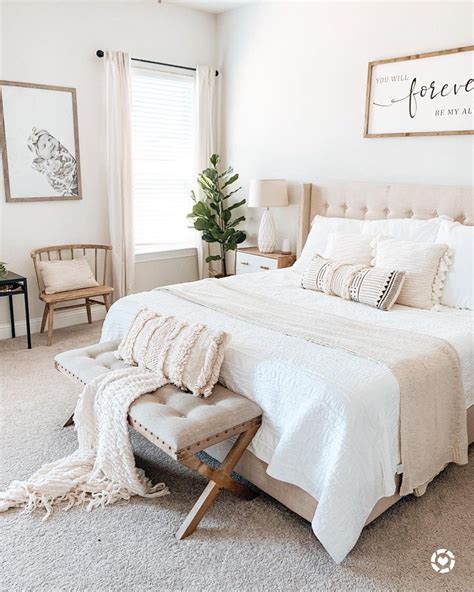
[96,50,219,76]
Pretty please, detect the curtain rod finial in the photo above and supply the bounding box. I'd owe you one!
[96,50,104,58]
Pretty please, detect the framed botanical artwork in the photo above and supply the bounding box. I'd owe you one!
[0,81,82,202]
[364,45,474,138]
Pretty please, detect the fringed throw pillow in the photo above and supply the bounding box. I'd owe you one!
[373,237,451,310]
[302,256,406,311]
[116,308,228,397]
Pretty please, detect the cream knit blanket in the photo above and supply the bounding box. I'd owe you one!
[166,279,468,496]
[0,368,168,517]
[0,309,227,517]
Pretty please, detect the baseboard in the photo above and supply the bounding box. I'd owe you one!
[0,304,106,340]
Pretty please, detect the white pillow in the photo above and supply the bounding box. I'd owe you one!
[374,237,451,310]
[293,215,447,274]
[38,257,99,294]
[361,217,447,242]
[325,232,375,265]
[435,220,473,309]
[293,216,365,273]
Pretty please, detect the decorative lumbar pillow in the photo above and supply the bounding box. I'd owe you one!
[325,232,379,265]
[116,308,228,397]
[435,220,473,310]
[301,256,406,311]
[38,257,99,294]
[373,237,451,310]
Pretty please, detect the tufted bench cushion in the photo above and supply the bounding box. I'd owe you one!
[54,342,262,460]
[55,340,262,539]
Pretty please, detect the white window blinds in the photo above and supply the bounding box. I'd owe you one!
[131,66,195,252]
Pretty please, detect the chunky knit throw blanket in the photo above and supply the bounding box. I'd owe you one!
[0,368,168,517]
[0,309,227,517]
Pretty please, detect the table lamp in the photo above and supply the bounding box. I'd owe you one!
[248,179,288,253]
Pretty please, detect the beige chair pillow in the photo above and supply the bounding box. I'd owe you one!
[38,257,99,294]
[373,237,451,310]
[302,256,406,311]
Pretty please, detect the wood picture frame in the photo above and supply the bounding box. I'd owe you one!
[364,45,474,138]
[0,80,82,202]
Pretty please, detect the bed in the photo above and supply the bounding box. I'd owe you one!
[101,181,473,563]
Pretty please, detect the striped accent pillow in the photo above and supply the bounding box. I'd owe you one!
[302,256,406,311]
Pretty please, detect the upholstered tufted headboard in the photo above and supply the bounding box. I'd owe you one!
[296,181,473,256]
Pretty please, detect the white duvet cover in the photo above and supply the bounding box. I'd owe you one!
[101,269,473,563]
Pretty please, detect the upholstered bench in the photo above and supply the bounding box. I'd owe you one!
[55,341,262,539]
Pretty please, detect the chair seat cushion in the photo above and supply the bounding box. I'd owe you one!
[55,342,262,458]
[41,285,114,303]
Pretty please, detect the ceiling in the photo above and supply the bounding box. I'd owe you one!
[165,1,253,14]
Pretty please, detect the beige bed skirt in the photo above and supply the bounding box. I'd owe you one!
[206,405,474,526]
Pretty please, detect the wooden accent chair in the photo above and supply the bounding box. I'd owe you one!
[31,244,113,345]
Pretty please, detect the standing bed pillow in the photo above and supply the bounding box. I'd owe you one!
[435,220,473,310]
[373,237,451,310]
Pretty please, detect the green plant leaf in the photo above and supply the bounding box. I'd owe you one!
[223,188,242,200]
[226,198,246,212]
[202,232,217,243]
[202,167,218,180]
[222,173,239,189]
[210,154,220,167]
[218,167,234,178]
[194,218,212,231]
[206,254,222,263]
[223,209,231,224]
[228,215,246,228]
[192,201,210,217]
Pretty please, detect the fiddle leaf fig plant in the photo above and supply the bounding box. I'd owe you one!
[188,154,246,277]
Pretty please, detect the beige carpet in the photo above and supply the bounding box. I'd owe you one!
[0,322,473,591]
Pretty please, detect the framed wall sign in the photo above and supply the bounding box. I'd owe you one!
[364,45,474,138]
[0,81,82,202]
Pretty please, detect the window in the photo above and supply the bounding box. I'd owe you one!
[131,66,195,255]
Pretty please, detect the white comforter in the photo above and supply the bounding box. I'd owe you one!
[101,269,473,562]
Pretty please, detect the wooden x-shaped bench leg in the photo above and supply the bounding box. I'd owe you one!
[176,424,260,540]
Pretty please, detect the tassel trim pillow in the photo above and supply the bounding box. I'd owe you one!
[116,308,228,397]
[302,256,406,311]
[372,237,451,310]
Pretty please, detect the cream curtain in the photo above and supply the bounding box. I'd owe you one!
[105,50,134,299]
[193,65,216,279]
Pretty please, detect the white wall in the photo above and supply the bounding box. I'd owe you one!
[0,1,210,332]
[217,1,474,249]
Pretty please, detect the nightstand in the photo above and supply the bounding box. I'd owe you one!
[236,247,296,275]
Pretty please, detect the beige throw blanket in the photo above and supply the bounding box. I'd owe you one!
[166,279,468,496]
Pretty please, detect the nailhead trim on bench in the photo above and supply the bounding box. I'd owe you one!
[55,361,262,461]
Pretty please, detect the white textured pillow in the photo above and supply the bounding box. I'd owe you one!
[116,308,228,398]
[361,217,447,242]
[293,216,366,273]
[435,220,473,310]
[326,232,377,265]
[38,257,99,294]
[293,215,447,274]
[374,237,451,310]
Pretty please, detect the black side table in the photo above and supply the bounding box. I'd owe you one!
[0,271,32,349]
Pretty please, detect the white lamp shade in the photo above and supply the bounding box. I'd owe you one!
[248,179,288,208]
